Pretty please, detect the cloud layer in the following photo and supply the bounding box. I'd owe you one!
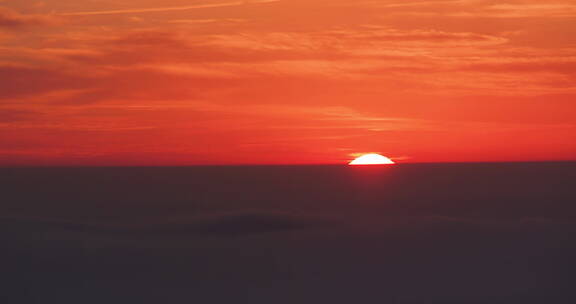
[0,0,574,164]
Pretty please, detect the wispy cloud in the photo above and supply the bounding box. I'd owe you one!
[0,7,58,27]
[60,0,279,16]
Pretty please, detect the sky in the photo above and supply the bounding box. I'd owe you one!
[0,0,575,165]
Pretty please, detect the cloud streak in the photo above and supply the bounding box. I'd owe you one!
[0,7,58,27]
[60,0,280,16]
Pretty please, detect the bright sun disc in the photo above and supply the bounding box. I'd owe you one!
[349,154,395,165]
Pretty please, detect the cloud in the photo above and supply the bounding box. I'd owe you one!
[463,60,576,76]
[0,213,328,237]
[0,109,39,122]
[479,2,576,18]
[0,7,58,28]
[0,24,572,110]
[0,60,242,103]
[350,0,576,18]
[28,26,506,71]
[60,0,280,16]
[317,27,508,45]
[0,65,91,100]
[168,18,248,25]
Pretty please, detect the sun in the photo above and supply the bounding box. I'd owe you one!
[349,153,395,165]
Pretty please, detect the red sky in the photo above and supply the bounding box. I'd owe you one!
[0,0,575,165]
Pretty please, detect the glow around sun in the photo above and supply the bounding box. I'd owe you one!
[349,154,395,165]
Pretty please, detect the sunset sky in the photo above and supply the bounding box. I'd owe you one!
[1,0,575,165]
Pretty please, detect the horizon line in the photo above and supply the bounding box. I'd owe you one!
[1,159,575,168]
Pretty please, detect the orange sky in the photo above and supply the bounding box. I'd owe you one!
[0,0,575,165]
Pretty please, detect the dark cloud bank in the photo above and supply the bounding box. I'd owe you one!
[1,162,575,303]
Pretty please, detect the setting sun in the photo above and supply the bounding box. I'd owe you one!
[349,154,395,165]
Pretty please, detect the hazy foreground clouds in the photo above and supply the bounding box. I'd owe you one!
[1,163,576,303]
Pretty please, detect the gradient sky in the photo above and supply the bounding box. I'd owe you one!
[1,0,575,165]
